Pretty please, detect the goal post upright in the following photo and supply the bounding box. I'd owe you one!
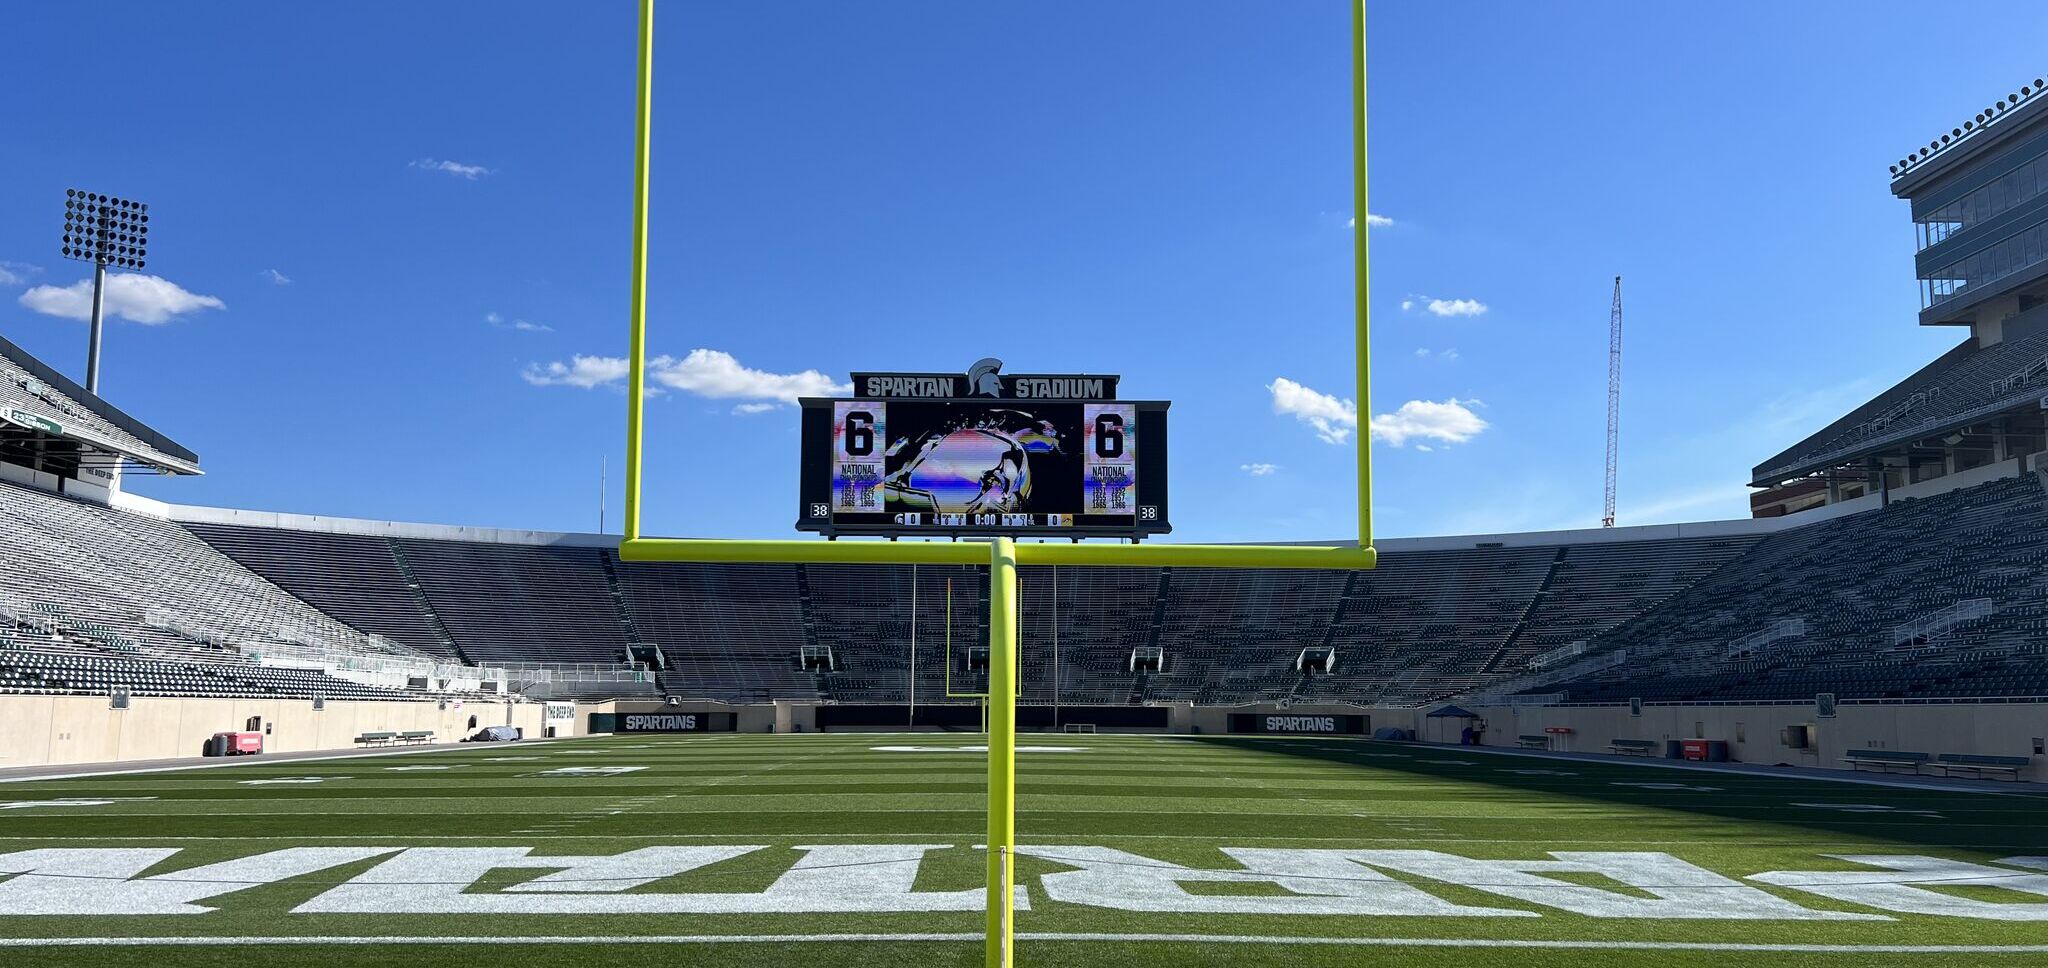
[985,537,1018,965]
[1350,0,1373,548]
[613,2,1372,967]
[621,0,654,547]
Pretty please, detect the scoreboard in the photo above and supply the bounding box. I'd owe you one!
[796,362,1170,539]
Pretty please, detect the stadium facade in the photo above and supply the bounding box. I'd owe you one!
[1752,78,2048,517]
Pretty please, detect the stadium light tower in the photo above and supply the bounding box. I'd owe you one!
[59,188,152,395]
[1603,275,1623,528]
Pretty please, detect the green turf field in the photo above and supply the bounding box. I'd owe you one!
[2,732,2045,967]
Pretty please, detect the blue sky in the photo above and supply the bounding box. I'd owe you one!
[3,1,2044,541]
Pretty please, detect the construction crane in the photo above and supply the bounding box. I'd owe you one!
[1602,276,1623,528]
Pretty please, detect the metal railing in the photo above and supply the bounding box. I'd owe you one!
[1527,640,1586,670]
[1890,599,1994,651]
[1726,618,1806,658]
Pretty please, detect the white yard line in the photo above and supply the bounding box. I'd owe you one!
[0,934,2043,952]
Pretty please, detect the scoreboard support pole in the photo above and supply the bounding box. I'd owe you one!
[985,536,1018,968]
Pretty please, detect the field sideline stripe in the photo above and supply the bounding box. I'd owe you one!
[0,741,582,785]
[2,935,2046,953]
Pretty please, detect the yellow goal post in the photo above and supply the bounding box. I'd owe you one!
[613,2,1375,965]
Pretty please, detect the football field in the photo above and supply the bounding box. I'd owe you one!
[2,732,2045,967]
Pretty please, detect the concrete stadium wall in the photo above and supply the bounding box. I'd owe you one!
[0,695,559,769]
[1384,701,2048,781]
[582,699,2047,782]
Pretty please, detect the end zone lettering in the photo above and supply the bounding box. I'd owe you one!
[4,843,2030,919]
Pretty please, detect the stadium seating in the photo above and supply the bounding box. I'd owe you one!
[184,524,456,658]
[393,539,628,664]
[14,464,2044,711]
[1756,325,2048,484]
[0,481,448,700]
[180,518,1767,706]
[1522,476,2048,704]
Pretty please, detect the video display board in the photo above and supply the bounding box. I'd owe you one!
[798,397,1169,538]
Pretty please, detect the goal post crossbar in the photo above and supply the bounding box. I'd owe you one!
[613,3,1375,966]
[619,537,1373,570]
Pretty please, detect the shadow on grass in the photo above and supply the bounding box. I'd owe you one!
[1182,736,2048,854]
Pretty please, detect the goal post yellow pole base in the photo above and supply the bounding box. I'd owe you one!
[985,536,1018,968]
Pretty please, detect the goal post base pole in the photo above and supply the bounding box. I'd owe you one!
[985,536,1018,968]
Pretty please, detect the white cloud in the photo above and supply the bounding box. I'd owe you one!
[1268,377,1358,445]
[523,348,848,409]
[522,355,629,389]
[1415,444,1434,452]
[1414,348,1430,358]
[1240,462,1279,476]
[0,262,41,287]
[262,268,292,286]
[1415,347,1460,361]
[1369,398,1488,447]
[1403,295,1488,318]
[411,158,491,180]
[1425,297,1486,317]
[1441,348,1460,361]
[18,273,225,325]
[1345,213,1394,229]
[488,312,552,333]
[648,348,849,405]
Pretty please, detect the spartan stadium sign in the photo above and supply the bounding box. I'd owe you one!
[800,358,1169,539]
[850,359,1119,400]
[1,845,2042,920]
[1229,714,1368,734]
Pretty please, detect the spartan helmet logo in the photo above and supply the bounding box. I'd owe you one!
[883,408,1063,515]
[966,357,1004,397]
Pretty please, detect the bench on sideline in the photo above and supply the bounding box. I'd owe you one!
[1515,734,1549,750]
[1934,752,2028,781]
[353,731,433,748]
[1841,749,1929,774]
[1608,738,1658,756]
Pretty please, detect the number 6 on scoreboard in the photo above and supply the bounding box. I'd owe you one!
[1092,412,1124,459]
[843,410,875,456]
